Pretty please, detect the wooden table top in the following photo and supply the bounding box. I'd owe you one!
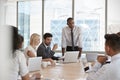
[40,62,87,80]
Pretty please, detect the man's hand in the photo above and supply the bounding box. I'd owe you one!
[52,44,58,51]
[97,55,108,64]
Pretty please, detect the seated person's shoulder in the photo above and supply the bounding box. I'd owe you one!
[14,50,25,60]
[25,45,33,51]
[63,26,68,30]
[15,50,23,55]
[37,44,45,51]
[38,44,44,48]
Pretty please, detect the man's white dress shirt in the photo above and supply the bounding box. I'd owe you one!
[87,53,120,80]
[62,26,82,48]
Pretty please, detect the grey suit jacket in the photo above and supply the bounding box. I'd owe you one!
[37,42,55,59]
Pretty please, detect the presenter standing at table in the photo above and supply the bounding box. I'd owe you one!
[61,17,82,58]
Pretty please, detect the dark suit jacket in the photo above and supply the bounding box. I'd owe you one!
[37,42,55,59]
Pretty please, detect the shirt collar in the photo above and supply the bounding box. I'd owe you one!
[43,43,49,48]
[111,53,120,62]
[68,26,75,30]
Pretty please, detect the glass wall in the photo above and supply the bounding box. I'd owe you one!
[75,0,105,51]
[17,0,108,51]
[44,0,72,50]
[18,1,42,48]
[18,1,30,48]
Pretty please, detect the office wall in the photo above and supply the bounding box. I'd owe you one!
[5,2,17,26]
[108,0,120,33]
[0,0,6,26]
[0,0,11,80]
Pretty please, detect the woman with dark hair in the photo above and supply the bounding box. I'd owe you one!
[17,34,24,50]
[10,26,29,80]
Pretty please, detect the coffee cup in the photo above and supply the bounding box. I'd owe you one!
[42,62,48,68]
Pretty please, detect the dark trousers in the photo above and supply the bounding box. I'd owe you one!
[66,46,81,58]
[66,46,79,51]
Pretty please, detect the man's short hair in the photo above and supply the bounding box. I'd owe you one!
[105,33,120,51]
[117,32,120,36]
[67,17,73,23]
[43,33,53,39]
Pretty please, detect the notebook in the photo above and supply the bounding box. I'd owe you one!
[28,57,42,72]
[63,51,79,63]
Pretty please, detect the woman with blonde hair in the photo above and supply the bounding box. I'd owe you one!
[24,33,40,61]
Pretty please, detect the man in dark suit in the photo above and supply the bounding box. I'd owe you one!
[37,33,59,60]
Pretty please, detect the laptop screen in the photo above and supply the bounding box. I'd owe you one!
[64,51,79,63]
[86,53,98,62]
[28,57,42,72]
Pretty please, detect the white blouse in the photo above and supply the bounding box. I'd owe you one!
[24,45,37,61]
[87,53,120,80]
[9,50,28,80]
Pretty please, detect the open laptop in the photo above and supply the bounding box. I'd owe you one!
[63,51,79,63]
[28,57,42,72]
[86,53,98,62]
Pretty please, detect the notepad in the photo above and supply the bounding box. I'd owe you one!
[28,57,42,72]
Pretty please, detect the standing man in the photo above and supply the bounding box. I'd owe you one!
[62,17,82,58]
[37,33,59,61]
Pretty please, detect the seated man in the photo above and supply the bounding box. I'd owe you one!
[87,33,120,80]
[37,33,59,60]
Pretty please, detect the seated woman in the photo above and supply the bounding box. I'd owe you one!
[9,26,29,80]
[24,33,40,61]
[24,33,55,66]
[10,26,40,80]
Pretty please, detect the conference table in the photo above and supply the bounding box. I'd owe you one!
[34,62,88,80]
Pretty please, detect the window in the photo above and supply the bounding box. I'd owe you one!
[75,0,105,51]
[44,0,72,50]
[18,1,42,48]
[18,0,106,51]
